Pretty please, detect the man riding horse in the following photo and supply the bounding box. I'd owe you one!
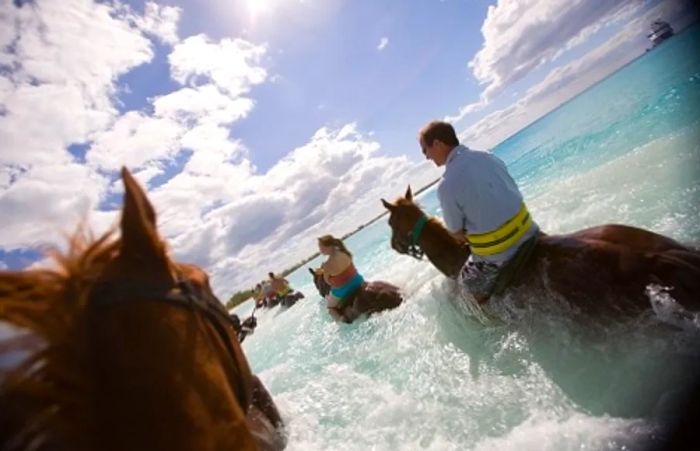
[417,120,539,303]
[382,121,700,318]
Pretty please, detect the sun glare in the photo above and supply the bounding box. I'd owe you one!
[246,0,274,21]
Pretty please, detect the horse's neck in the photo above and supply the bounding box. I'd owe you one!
[419,219,470,278]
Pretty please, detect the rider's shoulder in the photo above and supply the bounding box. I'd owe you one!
[324,251,351,273]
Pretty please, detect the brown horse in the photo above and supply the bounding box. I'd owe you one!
[381,186,700,319]
[308,268,404,323]
[0,168,286,451]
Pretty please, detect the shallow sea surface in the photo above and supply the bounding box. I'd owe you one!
[235,24,700,450]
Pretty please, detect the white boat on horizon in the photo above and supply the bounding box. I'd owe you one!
[647,20,674,48]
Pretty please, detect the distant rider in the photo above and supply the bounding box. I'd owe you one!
[318,234,364,321]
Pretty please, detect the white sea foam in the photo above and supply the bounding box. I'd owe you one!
[647,283,700,332]
[233,29,700,450]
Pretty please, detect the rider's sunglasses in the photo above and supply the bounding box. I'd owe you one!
[421,141,430,155]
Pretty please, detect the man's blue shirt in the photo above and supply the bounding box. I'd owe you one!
[437,145,538,263]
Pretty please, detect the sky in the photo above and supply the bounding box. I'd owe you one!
[1,0,698,296]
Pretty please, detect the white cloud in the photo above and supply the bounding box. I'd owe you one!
[87,112,184,172]
[0,0,153,166]
[0,0,156,249]
[85,29,269,191]
[0,0,264,259]
[153,84,255,126]
[134,2,182,45]
[180,124,248,170]
[0,0,438,298]
[0,163,108,250]
[155,123,440,294]
[467,0,643,110]
[459,0,699,150]
[169,34,268,97]
[377,37,389,51]
[0,83,110,166]
[444,98,486,123]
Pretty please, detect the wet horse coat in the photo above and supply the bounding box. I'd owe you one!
[382,186,700,317]
[309,268,404,323]
[0,168,286,451]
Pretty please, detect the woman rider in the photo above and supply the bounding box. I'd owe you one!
[317,235,365,321]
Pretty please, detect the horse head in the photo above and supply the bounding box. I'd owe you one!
[381,185,427,259]
[309,267,330,297]
[0,168,285,451]
[382,185,471,279]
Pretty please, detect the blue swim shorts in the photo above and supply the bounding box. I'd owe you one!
[458,255,503,302]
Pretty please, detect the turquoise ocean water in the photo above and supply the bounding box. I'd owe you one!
[235,25,700,450]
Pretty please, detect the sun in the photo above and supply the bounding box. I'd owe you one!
[245,0,274,22]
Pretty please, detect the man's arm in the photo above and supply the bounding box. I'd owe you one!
[450,229,468,244]
[437,181,465,235]
[434,215,468,244]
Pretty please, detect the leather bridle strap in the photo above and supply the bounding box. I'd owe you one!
[402,216,426,259]
[88,278,251,410]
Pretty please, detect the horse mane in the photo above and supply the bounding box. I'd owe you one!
[0,219,179,450]
[384,188,470,278]
[2,227,116,329]
[391,194,468,246]
[0,227,125,449]
[1,169,277,451]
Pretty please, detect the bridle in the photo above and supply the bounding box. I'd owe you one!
[392,214,428,260]
[88,275,251,409]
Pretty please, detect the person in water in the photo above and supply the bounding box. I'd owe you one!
[252,283,265,308]
[317,234,364,321]
[268,272,292,300]
[258,280,276,306]
[418,120,539,303]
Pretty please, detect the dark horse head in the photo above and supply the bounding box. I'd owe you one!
[0,168,286,451]
[380,186,430,259]
[308,267,330,297]
[382,186,470,279]
[229,313,258,343]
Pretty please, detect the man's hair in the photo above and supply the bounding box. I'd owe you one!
[419,120,459,147]
[268,272,274,279]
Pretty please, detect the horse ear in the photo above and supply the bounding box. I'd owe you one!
[308,267,315,276]
[405,185,413,201]
[119,167,168,268]
[381,199,395,211]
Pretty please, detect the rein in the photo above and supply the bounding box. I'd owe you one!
[241,306,257,334]
[406,215,428,259]
[88,277,250,409]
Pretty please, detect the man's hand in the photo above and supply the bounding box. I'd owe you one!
[449,229,468,244]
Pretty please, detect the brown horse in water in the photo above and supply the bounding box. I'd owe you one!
[308,268,404,323]
[381,186,700,318]
[0,168,286,451]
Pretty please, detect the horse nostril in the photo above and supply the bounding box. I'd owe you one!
[390,236,408,255]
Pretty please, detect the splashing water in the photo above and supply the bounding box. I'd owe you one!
[236,26,700,450]
[647,283,700,332]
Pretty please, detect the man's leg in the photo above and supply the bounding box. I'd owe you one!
[459,256,502,304]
